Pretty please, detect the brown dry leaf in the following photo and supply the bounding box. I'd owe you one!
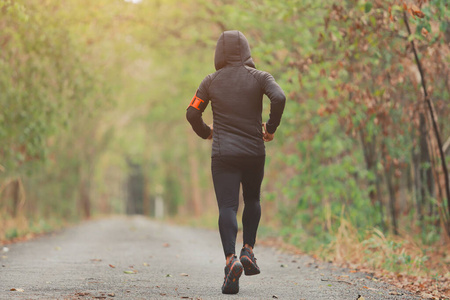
[420,292,435,299]
[180,273,189,277]
[10,288,24,292]
[389,291,403,295]
[357,296,365,300]
[421,27,428,37]
[109,264,115,268]
[163,243,170,248]
[123,270,137,274]
[411,5,425,18]
[91,259,102,262]
[107,293,115,297]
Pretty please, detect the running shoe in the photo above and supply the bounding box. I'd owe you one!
[240,246,260,275]
[221,256,243,294]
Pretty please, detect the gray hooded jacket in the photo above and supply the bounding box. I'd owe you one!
[186,30,286,157]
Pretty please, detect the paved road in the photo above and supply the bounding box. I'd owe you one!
[0,216,421,299]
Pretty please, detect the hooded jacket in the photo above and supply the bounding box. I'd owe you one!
[186,30,286,157]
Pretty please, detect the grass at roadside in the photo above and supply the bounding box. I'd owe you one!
[0,213,73,244]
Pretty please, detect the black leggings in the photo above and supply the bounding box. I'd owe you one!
[211,156,265,257]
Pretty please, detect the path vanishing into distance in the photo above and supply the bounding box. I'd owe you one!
[0,216,421,300]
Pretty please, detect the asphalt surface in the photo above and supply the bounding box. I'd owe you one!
[0,216,421,300]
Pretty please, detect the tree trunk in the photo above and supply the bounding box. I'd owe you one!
[385,166,398,235]
[11,179,21,217]
[79,173,91,219]
[359,129,385,228]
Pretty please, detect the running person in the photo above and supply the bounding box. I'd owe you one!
[186,30,286,294]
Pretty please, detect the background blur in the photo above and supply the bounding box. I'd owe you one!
[1,0,449,278]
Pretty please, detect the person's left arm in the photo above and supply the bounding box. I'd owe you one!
[186,76,212,139]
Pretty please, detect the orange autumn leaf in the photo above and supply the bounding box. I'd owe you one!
[421,27,429,37]
[317,105,326,116]
[411,4,425,18]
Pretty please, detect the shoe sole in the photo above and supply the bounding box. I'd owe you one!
[240,255,260,276]
[222,261,243,294]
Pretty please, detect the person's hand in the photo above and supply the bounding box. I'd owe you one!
[262,123,274,142]
[207,124,213,140]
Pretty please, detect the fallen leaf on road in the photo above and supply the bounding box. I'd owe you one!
[166,274,172,277]
[109,264,115,268]
[55,246,61,251]
[273,296,278,299]
[10,288,24,292]
[321,278,353,285]
[107,293,115,297]
[91,259,102,262]
[143,262,149,266]
[356,296,365,300]
[389,291,403,295]
[163,243,170,247]
[280,264,288,268]
[180,273,189,276]
[124,270,137,274]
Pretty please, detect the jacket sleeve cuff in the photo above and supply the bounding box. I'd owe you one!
[200,125,212,139]
[265,122,277,134]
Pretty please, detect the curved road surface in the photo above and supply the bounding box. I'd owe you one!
[0,216,420,299]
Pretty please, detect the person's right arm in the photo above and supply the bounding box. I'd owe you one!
[186,76,212,139]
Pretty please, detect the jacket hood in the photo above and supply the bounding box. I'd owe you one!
[214,30,255,71]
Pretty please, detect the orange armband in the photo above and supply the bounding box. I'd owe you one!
[188,93,205,111]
